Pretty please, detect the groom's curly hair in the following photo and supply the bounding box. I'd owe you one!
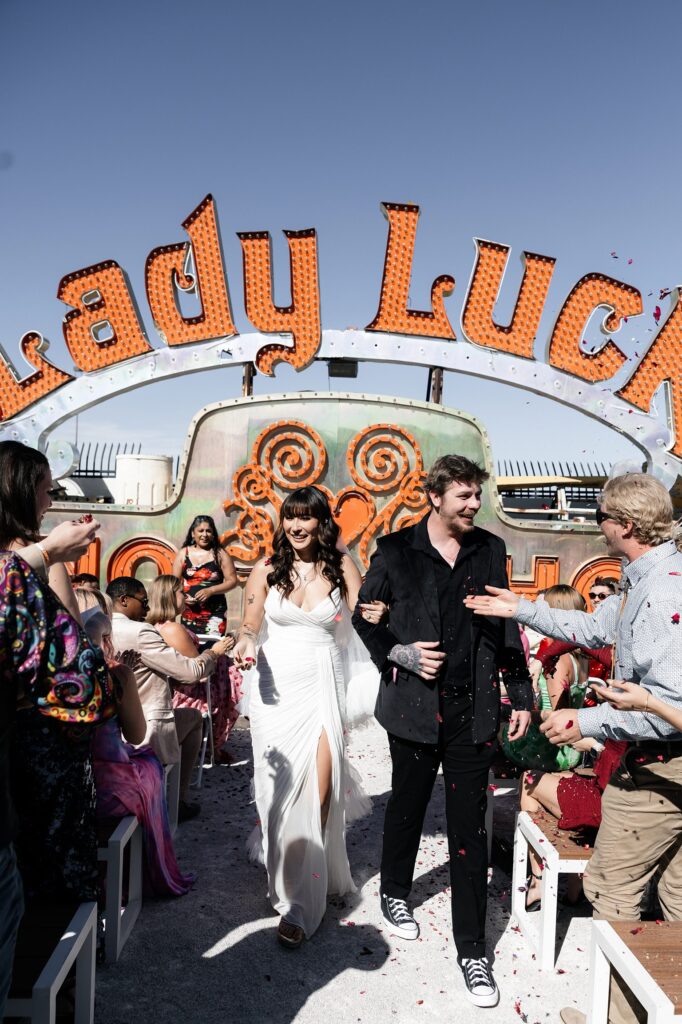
[267,486,347,599]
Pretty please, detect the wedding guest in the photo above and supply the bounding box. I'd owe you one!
[146,575,241,764]
[0,441,114,910]
[108,576,232,821]
[172,515,238,636]
[465,472,682,1024]
[6,555,116,904]
[588,575,620,611]
[76,593,194,896]
[0,518,100,1015]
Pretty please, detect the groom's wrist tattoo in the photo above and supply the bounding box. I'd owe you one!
[389,643,421,671]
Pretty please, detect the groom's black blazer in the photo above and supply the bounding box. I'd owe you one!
[352,521,533,745]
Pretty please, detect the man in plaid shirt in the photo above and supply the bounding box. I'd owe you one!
[465,473,682,1024]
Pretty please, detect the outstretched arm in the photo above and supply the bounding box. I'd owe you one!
[465,586,618,650]
[598,681,682,732]
[232,559,269,669]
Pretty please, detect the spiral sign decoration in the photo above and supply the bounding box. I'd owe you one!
[221,420,428,567]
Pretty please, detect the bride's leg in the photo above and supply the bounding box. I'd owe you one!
[317,729,333,829]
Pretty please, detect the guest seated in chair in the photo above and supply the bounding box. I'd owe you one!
[518,586,617,910]
[75,590,195,896]
[107,576,232,822]
[147,574,241,766]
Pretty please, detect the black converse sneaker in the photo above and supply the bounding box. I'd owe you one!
[380,893,419,940]
[458,956,499,1007]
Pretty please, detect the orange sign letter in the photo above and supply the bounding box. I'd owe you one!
[238,229,320,376]
[366,203,455,340]
[59,260,152,372]
[0,332,73,421]
[145,194,238,347]
[547,273,642,381]
[618,291,682,458]
[461,241,555,358]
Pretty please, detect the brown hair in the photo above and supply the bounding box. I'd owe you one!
[266,486,346,600]
[0,441,50,546]
[423,454,489,508]
[146,574,183,625]
[543,584,586,612]
[593,576,619,594]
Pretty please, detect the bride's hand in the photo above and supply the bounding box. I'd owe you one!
[233,637,257,670]
[359,600,388,624]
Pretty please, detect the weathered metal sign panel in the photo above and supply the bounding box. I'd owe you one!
[42,394,617,622]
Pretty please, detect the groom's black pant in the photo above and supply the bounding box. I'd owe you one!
[380,693,497,959]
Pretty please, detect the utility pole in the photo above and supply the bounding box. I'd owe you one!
[426,367,443,404]
[242,362,255,397]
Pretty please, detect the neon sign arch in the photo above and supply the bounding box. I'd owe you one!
[0,198,679,486]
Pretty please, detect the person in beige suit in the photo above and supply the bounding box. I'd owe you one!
[108,576,232,821]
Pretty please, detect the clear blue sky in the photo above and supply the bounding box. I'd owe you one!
[0,0,677,471]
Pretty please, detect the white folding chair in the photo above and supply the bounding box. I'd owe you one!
[97,815,143,963]
[6,901,97,1024]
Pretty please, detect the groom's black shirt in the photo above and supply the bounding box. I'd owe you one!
[411,518,475,689]
[352,519,533,744]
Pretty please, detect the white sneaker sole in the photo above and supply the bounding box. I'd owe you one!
[463,987,499,1008]
[381,916,420,941]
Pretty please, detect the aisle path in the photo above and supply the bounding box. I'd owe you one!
[95,721,591,1023]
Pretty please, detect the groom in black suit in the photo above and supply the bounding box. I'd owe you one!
[352,454,532,1008]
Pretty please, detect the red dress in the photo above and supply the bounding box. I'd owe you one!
[555,740,629,829]
[179,549,227,636]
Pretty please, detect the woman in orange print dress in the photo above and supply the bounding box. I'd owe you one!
[172,515,238,636]
[171,517,242,762]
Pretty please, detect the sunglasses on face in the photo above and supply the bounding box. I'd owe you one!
[595,508,616,526]
[588,591,610,601]
[126,594,149,608]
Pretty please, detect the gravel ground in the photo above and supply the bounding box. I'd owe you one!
[94,720,592,1024]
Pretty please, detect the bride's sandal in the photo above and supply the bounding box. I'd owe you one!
[526,871,543,913]
[277,917,304,949]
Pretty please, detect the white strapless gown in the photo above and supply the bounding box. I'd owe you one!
[248,587,373,937]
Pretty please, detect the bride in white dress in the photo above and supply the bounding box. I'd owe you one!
[232,485,381,948]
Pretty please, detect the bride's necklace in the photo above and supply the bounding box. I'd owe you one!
[293,560,317,587]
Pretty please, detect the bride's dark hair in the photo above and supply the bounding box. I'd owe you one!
[267,486,346,599]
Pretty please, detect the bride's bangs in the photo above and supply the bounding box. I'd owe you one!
[282,498,316,520]
[280,487,329,523]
